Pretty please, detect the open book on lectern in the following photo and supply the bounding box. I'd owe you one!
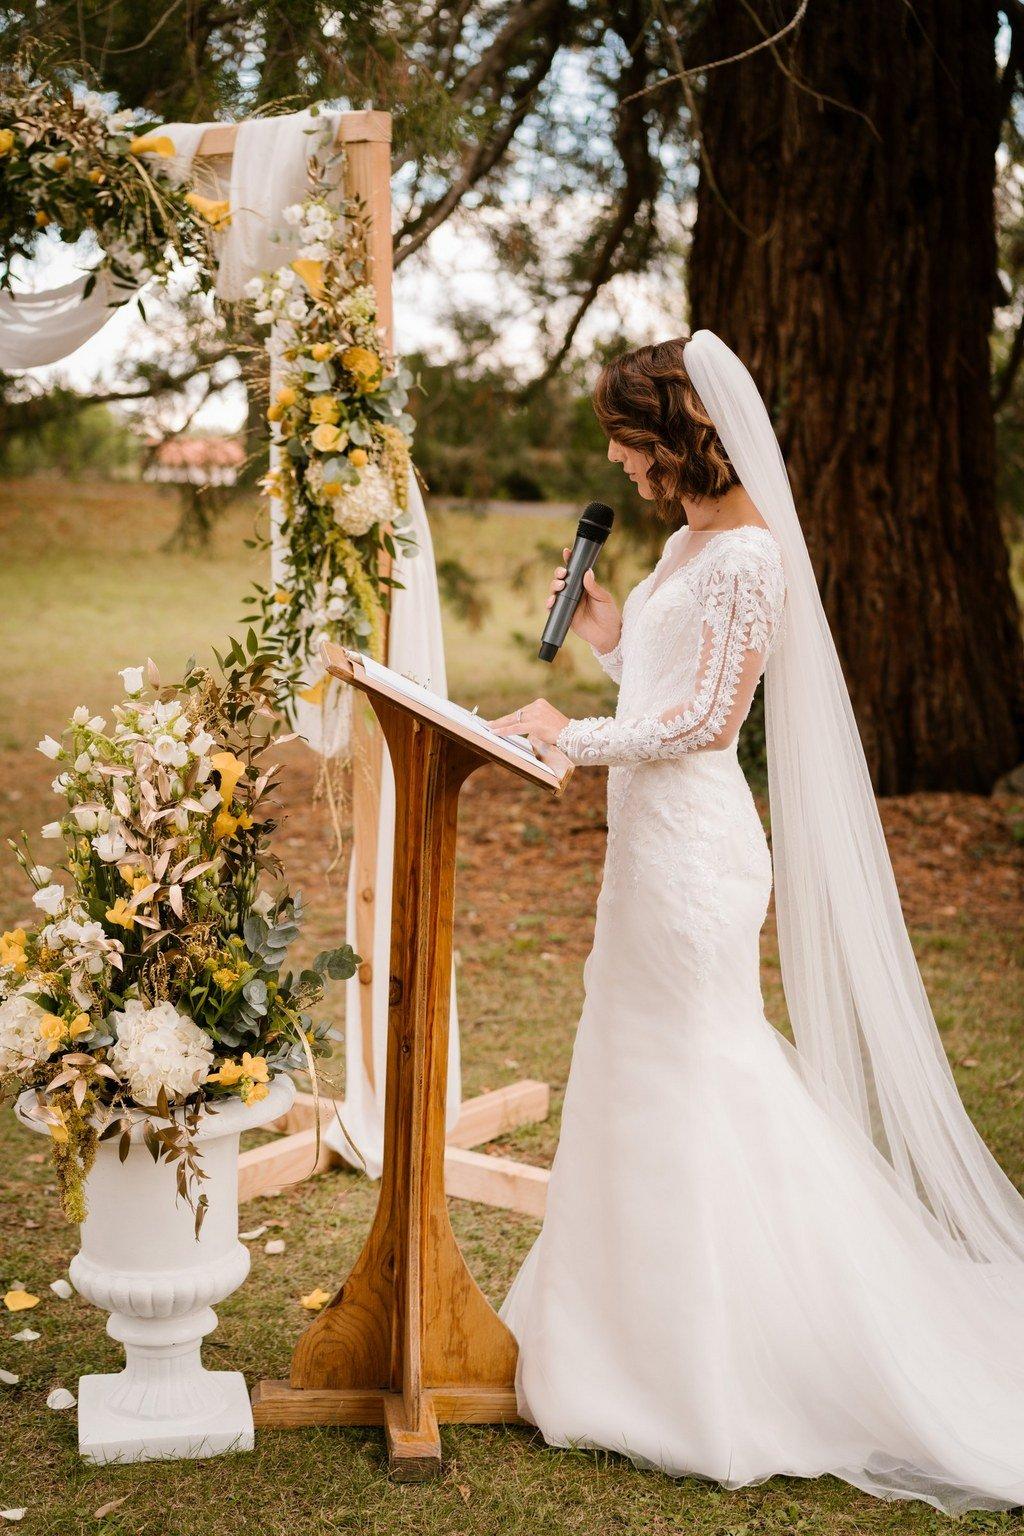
[320,642,574,792]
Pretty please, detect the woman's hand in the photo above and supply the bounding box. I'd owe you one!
[548,549,621,655]
[489,698,570,749]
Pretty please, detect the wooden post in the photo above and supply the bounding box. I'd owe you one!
[339,111,394,1097]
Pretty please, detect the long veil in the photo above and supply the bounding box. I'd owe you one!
[683,329,1024,1266]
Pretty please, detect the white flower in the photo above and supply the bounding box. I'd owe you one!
[37,737,62,761]
[95,807,111,833]
[199,786,221,813]
[286,299,307,321]
[277,267,296,290]
[254,309,274,326]
[244,276,264,299]
[72,706,90,726]
[92,830,128,864]
[72,807,96,831]
[41,822,62,840]
[282,203,305,226]
[153,700,181,728]
[88,716,105,733]
[51,775,70,795]
[32,884,65,918]
[153,734,188,768]
[172,715,190,739]
[252,891,274,917]
[191,730,215,757]
[0,994,53,1074]
[109,1000,215,1105]
[119,666,145,696]
[74,752,92,773]
[30,866,51,885]
[298,241,328,261]
[332,463,394,536]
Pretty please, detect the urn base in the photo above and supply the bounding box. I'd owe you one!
[78,1369,254,1464]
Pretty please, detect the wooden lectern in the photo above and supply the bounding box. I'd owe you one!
[252,644,573,1477]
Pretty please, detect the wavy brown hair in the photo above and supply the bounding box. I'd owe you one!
[593,337,739,521]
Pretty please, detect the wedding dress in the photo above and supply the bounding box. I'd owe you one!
[499,341,1024,1514]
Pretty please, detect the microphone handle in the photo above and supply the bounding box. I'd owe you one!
[538,534,604,662]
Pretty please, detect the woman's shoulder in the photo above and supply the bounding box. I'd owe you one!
[701,524,784,583]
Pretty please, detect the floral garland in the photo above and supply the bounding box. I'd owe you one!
[245,176,417,709]
[0,65,218,296]
[0,646,356,1230]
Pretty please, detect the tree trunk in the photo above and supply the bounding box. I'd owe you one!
[688,0,1024,793]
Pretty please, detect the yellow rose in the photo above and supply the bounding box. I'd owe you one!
[311,342,333,362]
[266,403,284,423]
[308,396,341,425]
[0,129,16,158]
[310,423,343,453]
[68,1013,91,1039]
[185,192,232,230]
[276,385,298,409]
[340,346,383,393]
[348,448,369,468]
[129,135,176,158]
[0,929,27,971]
[39,1015,65,1048]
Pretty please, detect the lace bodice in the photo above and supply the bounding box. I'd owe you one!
[556,526,786,766]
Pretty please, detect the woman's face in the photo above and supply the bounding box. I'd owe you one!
[607,437,655,499]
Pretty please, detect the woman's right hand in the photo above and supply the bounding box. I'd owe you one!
[547,548,622,655]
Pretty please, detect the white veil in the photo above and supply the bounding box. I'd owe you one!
[683,329,1024,1266]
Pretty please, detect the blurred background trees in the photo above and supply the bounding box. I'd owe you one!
[0,0,1021,790]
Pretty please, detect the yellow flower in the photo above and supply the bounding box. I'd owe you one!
[341,346,383,393]
[213,967,238,988]
[241,1078,270,1106]
[311,342,333,362]
[118,863,137,885]
[348,448,369,468]
[310,423,343,453]
[39,1015,65,1053]
[68,1013,91,1039]
[241,1052,269,1083]
[209,1059,245,1087]
[0,929,27,971]
[87,169,106,185]
[298,678,328,706]
[235,811,254,831]
[129,134,176,158]
[52,153,71,173]
[3,1289,39,1312]
[106,896,136,931]
[0,129,16,157]
[276,385,298,409]
[299,1287,332,1311]
[46,1104,69,1145]
[290,258,325,300]
[35,210,50,228]
[273,589,290,605]
[210,750,244,807]
[322,480,342,498]
[308,396,341,425]
[185,192,232,230]
[213,810,238,840]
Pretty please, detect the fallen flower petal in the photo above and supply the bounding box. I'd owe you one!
[264,1239,286,1255]
[46,1387,76,1411]
[0,1370,20,1385]
[12,1331,39,1343]
[3,1292,39,1313]
[239,1226,267,1242]
[0,1510,27,1522]
[49,1279,74,1300]
[299,1288,332,1311]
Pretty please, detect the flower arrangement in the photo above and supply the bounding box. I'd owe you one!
[245,163,417,706]
[0,643,357,1230]
[0,62,216,296]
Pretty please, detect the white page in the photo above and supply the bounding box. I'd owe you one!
[346,651,561,782]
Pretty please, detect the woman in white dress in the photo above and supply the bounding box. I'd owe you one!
[488,333,1024,1513]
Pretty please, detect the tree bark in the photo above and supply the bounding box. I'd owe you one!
[689,0,1024,793]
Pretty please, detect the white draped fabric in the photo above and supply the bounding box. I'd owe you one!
[0,109,460,1175]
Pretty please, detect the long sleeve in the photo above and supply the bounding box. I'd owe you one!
[557,543,785,767]
[590,637,624,683]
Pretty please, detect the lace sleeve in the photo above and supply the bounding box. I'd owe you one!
[590,638,624,683]
[556,544,785,767]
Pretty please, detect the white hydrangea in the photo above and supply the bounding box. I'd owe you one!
[109,1000,215,1106]
[332,463,394,536]
[0,993,53,1075]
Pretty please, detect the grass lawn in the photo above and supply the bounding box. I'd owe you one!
[0,476,1022,1536]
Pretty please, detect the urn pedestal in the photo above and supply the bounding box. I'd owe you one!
[17,1075,295,1464]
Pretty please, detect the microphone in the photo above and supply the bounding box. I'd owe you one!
[538,501,615,663]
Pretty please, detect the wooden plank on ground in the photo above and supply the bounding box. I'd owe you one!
[443,1147,549,1219]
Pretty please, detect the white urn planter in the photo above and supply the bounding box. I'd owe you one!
[17,1073,295,1464]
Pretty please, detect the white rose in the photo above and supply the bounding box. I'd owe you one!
[32,884,66,917]
[0,994,53,1074]
[109,1000,215,1105]
[41,822,62,840]
[119,666,145,695]
[38,736,62,761]
[93,831,128,864]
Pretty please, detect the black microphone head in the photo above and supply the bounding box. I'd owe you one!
[578,501,614,543]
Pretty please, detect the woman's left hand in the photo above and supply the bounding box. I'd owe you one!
[489,698,570,749]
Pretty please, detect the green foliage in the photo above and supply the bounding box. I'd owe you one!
[0,397,138,477]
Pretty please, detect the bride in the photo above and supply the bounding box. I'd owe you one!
[487,332,1024,1513]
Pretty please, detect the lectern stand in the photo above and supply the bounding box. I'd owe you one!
[252,644,573,1478]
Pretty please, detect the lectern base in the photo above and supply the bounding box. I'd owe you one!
[251,1381,523,1478]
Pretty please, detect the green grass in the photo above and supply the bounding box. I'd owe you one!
[0,477,1021,1536]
